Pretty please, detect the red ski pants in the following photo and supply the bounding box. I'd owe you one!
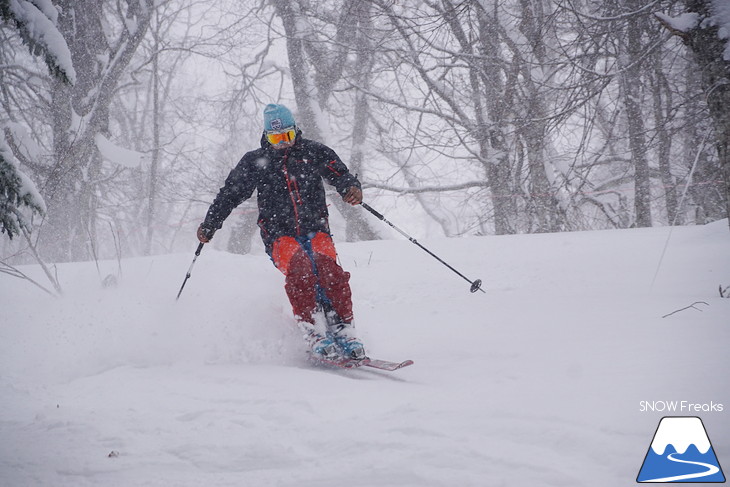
[271,233,353,325]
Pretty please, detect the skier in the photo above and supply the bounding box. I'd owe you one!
[196,104,366,361]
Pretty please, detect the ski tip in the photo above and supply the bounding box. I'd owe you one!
[363,358,414,371]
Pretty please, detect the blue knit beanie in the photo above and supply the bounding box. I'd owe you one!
[263,104,296,131]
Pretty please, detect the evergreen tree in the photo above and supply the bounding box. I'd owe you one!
[0,137,45,239]
[0,0,76,85]
[1,0,69,241]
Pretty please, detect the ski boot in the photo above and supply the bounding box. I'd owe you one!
[331,322,366,360]
[309,334,338,360]
[299,322,338,360]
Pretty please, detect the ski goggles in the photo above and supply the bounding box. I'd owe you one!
[266,127,296,146]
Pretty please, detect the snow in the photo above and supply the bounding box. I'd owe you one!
[1,221,729,486]
[659,1,730,61]
[655,12,700,32]
[7,0,76,84]
[0,134,46,214]
[711,0,730,60]
[4,122,42,162]
[27,0,58,24]
[94,133,145,169]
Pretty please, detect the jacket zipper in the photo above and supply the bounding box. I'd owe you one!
[282,151,302,236]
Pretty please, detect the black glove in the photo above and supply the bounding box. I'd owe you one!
[197,224,216,243]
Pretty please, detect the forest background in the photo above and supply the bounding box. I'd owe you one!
[2,0,729,275]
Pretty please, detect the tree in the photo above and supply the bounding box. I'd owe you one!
[1,0,59,240]
[4,0,725,265]
[658,0,730,228]
[360,0,590,234]
[0,135,45,238]
[0,0,76,84]
[616,0,654,227]
[40,1,153,262]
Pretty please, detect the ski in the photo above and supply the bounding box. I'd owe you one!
[310,355,368,369]
[309,354,413,371]
[362,358,414,371]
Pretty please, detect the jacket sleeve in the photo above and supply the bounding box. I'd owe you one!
[318,144,361,196]
[202,156,257,230]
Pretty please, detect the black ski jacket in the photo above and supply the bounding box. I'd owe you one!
[202,132,360,253]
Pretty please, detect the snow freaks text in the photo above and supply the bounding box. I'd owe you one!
[639,401,724,413]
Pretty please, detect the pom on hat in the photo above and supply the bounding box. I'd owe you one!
[263,104,296,131]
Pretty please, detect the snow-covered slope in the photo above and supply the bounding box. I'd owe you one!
[1,222,728,486]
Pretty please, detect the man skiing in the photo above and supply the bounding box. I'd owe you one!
[197,104,366,361]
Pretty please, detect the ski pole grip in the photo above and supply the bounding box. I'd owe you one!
[361,202,384,221]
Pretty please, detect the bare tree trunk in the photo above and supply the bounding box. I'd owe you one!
[474,1,517,235]
[620,4,652,227]
[40,0,152,262]
[45,75,82,261]
[651,57,679,224]
[342,1,380,241]
[681,68,723,223]
[227,204,258,255]
[657,0,730,228]
[145,8,161,256]
[516,0,559,233]
[270,0,324,141]
[682,0,730,229]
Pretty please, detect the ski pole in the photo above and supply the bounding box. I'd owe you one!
[361,202,485,294]
[176,242,204,300]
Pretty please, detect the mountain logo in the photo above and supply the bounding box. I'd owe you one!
[637,416,726,483]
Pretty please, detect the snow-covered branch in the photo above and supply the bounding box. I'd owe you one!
[0,0,76,84]
[0,131,46,240]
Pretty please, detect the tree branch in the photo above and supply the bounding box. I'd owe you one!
[662,301,709,318]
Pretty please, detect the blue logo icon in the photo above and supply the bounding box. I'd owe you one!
[637,416,725,483]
